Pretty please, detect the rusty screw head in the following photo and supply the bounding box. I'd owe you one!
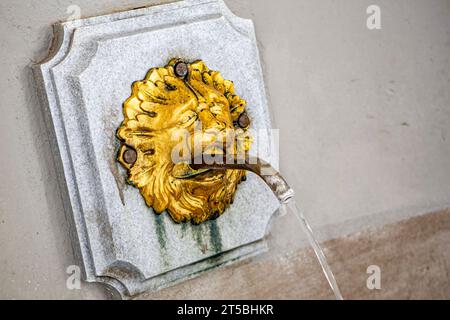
[123,148,137,165]
[174,61,188,78]
[237,113,250,128]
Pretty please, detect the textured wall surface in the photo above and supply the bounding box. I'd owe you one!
[0,0,449,299]
[139,209,450,300]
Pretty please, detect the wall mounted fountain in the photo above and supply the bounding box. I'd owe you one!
[33,0,282,298]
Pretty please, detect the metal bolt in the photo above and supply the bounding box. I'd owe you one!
[174,61,188,78]
[237,113,250,128]
[123,148,137,165]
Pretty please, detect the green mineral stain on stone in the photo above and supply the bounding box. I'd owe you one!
[180,222,188,237]
[154,213,167,250]
[154,213,169,268]
[208,220,222,253]
[191,224,205,250]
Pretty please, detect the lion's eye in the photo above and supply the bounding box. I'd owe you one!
[179,110,198,127]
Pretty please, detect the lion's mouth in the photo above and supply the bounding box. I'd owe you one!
[172,162,223,181]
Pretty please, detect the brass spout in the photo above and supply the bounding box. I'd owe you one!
[190,155,294,204]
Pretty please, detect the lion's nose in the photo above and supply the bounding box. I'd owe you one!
[196,102,228,129]
[201,128,225,146]
[198,110,225,131]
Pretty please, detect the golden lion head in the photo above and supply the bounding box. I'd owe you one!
[117,59,251,224]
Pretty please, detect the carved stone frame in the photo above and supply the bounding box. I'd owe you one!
[33,0,279,298]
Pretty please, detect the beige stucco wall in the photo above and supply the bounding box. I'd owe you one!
[0,0,449,299]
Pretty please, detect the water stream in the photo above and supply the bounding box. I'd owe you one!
[285,200,344,300]
[189,155,343,299]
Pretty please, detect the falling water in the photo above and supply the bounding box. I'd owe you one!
[189,154,343,299]
[285,200,343,300]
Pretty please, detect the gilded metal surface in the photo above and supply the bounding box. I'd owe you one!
[117,59,251,224]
